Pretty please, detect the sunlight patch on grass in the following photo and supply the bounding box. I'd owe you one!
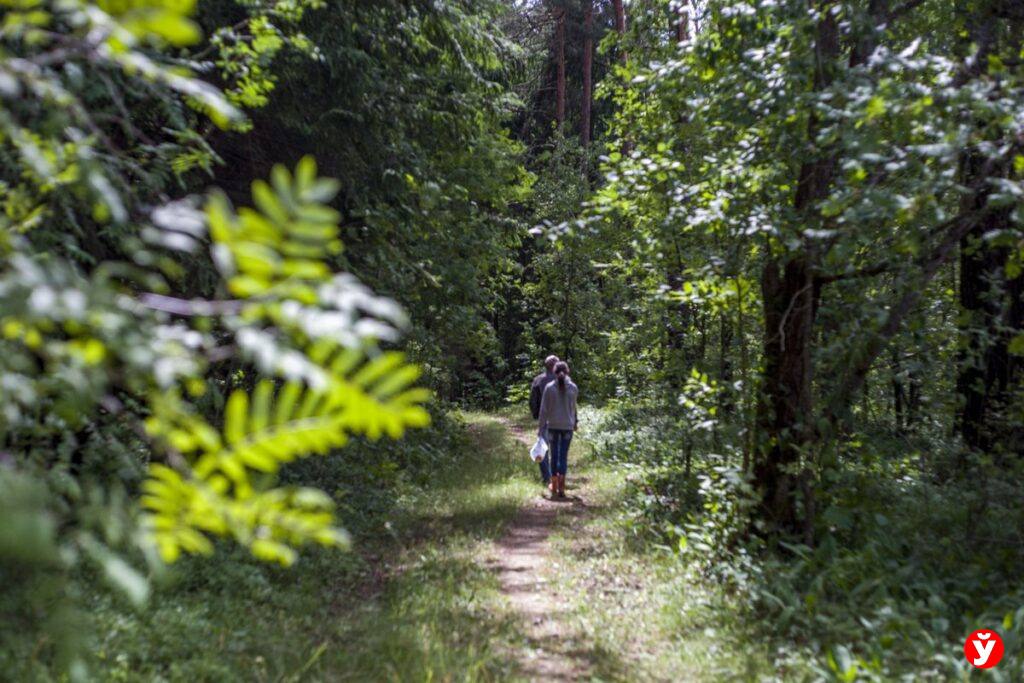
[324,535,523,681]
[89,411,539,682]
[545,436,776,682]
[320,412,539,680]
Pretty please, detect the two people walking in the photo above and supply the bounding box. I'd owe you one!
[529,355,578,499]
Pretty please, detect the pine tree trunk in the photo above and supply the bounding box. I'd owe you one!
[581,0,593,147]
[611,0,629,153]
[555,8,566,127]
[612,0,625,33]
[675,2,689,42]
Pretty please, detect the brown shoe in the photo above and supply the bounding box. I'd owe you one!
[549,475,557,494]
[557,474,566,498]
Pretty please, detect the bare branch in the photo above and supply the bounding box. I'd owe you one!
[140,293,245,316]
[886,0,928,23]
[813,262,893,285]
[822,206,990,427]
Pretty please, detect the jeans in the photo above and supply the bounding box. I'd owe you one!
[548,429,573,476]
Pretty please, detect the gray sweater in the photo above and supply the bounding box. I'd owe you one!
[537,379,578,436]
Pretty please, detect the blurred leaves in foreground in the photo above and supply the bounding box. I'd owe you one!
[0,0,427,676]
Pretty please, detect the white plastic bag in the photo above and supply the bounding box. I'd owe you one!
[529,436,548,462]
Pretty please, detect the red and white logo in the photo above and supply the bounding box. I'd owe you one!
[963,629,1004,669]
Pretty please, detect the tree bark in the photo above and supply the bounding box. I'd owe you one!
[956,184,1023,459]
[754,4,839,537]
[952,0,1024,463]
[736,275,753,470]
[675,2,689,42]
[581,0,593,147]
[891,347,905,432]
[612,0,625,34]
[610,0,630,155]
[664,268,693,388]
[555,7,566,128]
[756,257,816,533]
[719,307,734,416]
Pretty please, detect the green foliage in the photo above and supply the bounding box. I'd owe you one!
[592,400,1024,678]
[206,0,325,111]
[138,158,430,567]
[0,0,240,252]
[5,0,1024,678]
[209,155,342,299]
[142,350,429,565]
[213,0,533,404]
[1,0,431,671]
[1,153,429,674]
[66,410,528,680]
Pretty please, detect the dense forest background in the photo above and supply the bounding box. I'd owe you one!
[2,0,1024,679]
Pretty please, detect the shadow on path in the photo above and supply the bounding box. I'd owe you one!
[490,416,601,681]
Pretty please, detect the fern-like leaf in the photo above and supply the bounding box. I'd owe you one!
[140,160,429,566]
[142,347,429,562]
[209,156,342,300]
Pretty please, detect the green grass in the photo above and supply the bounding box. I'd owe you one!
[87,410,541,682]
[535,410,778,682]
[83,407,794,682]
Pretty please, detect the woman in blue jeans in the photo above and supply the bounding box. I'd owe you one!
[536,361,578,498]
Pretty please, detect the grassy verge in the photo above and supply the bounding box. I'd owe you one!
[562,404,1024,681]
[535,407,777,682]
[86,405,819,682]
[88,410,539,682]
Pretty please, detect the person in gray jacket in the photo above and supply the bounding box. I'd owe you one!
[536,361,578,498]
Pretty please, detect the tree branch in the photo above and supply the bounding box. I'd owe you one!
[822,206,990,428]
[813,262,893,285]
[140,293,245,316]
[885,0,928,23]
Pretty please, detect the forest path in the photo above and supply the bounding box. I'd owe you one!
[491,417,593,681]
[307,410,737,681]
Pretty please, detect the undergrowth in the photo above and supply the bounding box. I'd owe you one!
[44,408,536,681]
[589,403,1024,681]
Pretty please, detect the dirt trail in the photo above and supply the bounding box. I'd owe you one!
[493,419,590,681]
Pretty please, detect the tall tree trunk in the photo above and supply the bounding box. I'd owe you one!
[956,190,1023,459]
[891,347,905,433]
[907,350,921,430]
[555,7,566,128]
[736,275,753,471]
[719,308,734,416]
[675,2,689,42]
[954,2,1024,464]
[754,4,839,537]
[756,258,817,533]
[664,268,693,388]
[581,0,593,147]
[611,0,629,153]
[612,0,625,34]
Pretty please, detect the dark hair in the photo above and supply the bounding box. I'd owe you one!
[554,361,569,389]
